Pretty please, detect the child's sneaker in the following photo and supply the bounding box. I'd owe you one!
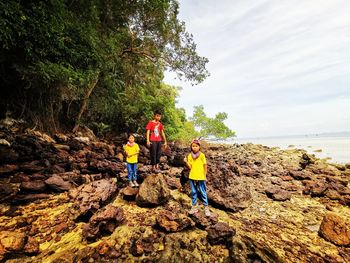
[129,181,135,187]
[204,207,211,217]
[133,181,139,187]
[189,206,198,214]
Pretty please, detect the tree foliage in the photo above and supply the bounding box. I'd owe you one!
[190,105,235,140]
[0,0,209,134]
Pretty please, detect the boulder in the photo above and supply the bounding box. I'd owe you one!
[45,174,73,192]
[156,210,194,232]
[319,213,350,246]
[136,174,170,207]
[206,222,235,246]
[83,205,124,241]
[69,179,117,220]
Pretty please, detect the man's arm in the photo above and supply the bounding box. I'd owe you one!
[161,130,167,146]
[146,130,151,147]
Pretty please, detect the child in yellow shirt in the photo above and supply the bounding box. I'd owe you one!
[184,139,210,216]
[123,134,140,187]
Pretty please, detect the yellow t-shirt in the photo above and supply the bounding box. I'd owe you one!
[124,143,140,163]
[188,152,207,180]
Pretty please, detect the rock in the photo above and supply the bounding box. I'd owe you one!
[303,180,327,197]
[207,178,252,212]
[74,136,90,144]
[0,231,26,259]
[0,139,11,146]
[19,161,45,173]
[54,133,69,143]
[0,184,18,202]
[20,181,47,192]
[156,210,194,232]
[83,205,124,241]
[164,176,181,189]
[130,232,159,257]
[136,174,170,207]
[13,193,51,203]
[0,164,18,175]
[265,188,292,201]
[189,210,218,229]
[53,144,70,151]
[120,186,139,201]
[24,236,39,254]
[0,146,19,163]
[319,213,350,246]
[289,170,313,180]
[69,179,117,220]
[45,174,73,192]
[206,222,235,246]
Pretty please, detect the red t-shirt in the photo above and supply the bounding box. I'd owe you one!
[146,121,164,142]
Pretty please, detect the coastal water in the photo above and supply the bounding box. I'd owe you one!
[229,134,350,164]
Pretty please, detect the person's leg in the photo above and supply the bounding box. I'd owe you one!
[150,142,157,169]
[132,163,139,186]
[189,180,199,214]
[198,181,208,206]
[198,180,210,216]
[127,163,134,186]
[155,141,162,168]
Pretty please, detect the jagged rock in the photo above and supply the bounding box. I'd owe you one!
[303,180,328,197]
[289,170,313,180]
[19,161,45,173]
[156,210,194,232]
[74,136,90,144]
[189,210,218,229]
[83,205,124,241]
[0,184,18,202]
[164,176,181,189]
[319,213,350,246]
[13,193,51,203]
[20,181,46,192]
[54,133,69,143]
[207,176,252,212]
[0,145,18,163]
[130,232,159,257]
[206,222,235,246]
[120,186,139,201]
[69,179,117,219]
[136,174,170,207]
[45,174,73,192]
[265,188,292,201]
[97,241,121,259]
[24,236,39,254]
[0,231,26,260]
[0,164,18,175]
[53,144,70,151]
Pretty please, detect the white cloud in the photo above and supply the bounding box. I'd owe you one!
[164,0,350,138]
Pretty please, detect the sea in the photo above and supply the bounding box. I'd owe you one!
[226,132,350,164]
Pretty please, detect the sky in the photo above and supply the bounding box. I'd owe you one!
[163,0,350,138]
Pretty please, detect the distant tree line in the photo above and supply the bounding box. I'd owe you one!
[0,0,234,141]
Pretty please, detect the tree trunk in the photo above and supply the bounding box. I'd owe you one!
[73,74,100,133]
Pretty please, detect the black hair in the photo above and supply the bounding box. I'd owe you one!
[154,110,162,115]
[128,133,135,139]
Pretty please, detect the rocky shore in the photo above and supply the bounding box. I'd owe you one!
[0,123,349,262]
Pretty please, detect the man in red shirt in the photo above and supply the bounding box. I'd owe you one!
[146,110,167,172]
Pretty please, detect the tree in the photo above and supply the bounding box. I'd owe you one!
[0,0,209,133]
[190,105,235,140]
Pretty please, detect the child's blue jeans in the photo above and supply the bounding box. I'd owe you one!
[127,163,137,181]
[189,180,208,206]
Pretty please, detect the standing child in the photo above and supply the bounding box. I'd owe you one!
[124,134,140,187]
[146,110,167,172]
[183,139,210,216]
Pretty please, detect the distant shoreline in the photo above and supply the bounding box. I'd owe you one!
[235,131,350,140]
